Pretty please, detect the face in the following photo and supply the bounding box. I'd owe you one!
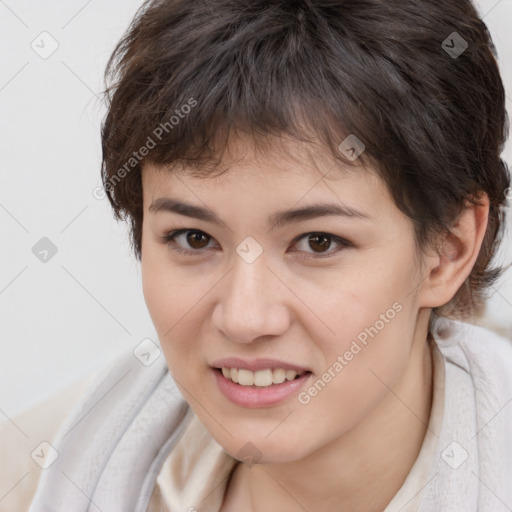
[140,134,427,464]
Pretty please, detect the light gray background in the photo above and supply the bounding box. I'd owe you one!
[1,0,511,418]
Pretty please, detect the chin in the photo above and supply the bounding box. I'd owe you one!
[221,434,307,466]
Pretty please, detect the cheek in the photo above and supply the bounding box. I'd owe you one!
[141,257,186,367]
[141,253,211,376]
[141,261,168,329]
[290,310,413,456]
[316,260,413,346]
[141,246,192,328]
[310,255,418,401]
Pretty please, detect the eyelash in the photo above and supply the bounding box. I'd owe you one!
[161,229,351,259]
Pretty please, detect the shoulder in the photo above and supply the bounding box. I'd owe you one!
[0,371,99,512]
[433,317,512,382]
[433,317,512,427]
[431,318,512,505]
[27,348,189,512]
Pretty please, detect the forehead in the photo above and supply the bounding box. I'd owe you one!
[144,133,373,185]
[141,133,395,222]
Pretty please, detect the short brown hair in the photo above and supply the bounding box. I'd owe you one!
[100,0,510,322]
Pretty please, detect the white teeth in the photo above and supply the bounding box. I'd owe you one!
[254,369,273,387]
[286,370,298,381]
[272,368,286,384]
[237,369,254,386]
[220,367,306,387]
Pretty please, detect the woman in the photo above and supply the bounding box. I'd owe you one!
[2,0,511,510]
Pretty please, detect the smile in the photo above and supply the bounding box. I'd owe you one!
[220,367,307,387]
[212,368,313,408]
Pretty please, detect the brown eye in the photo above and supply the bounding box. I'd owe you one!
[292,232,350,259]
[307,233,331,253]
[185,231,210,249]
[163,229,216,255]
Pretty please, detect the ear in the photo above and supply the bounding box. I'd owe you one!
[418,193,490,308]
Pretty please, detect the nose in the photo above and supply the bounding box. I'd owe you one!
[211,254,291,344]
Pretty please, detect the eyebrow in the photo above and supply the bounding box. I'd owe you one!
[148,197,373,231]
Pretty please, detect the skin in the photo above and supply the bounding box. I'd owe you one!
[140,133,489,512]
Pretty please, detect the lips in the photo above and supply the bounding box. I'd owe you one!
[210,357,314,407]
[212,366,313,408]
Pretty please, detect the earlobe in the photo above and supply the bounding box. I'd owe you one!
[418,194,490,309]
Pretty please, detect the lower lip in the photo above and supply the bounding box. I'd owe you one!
[212,368,312,408]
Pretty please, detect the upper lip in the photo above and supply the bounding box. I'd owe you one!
[211,357,311,372]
